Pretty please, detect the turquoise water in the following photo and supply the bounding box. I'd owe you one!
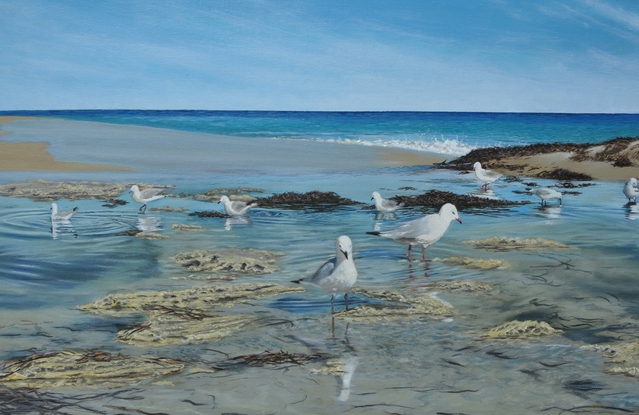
[0,114,638,413]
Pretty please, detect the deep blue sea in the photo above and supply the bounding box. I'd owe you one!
[3,110,639,156]
[0,111,638,414]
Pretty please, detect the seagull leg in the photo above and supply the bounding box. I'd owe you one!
[344,293,349,311]
[406,245,413,262]
[421,246,427,262]
[330,294,335,314]
[139,204,148,214]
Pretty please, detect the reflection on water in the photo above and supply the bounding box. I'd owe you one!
[536,205,562,220]
[468,188,499,200]
[137,215,162,232]
[336,355,359,402]
[625,202,639,221]
[51,218,75,239]
[224,215,252,231]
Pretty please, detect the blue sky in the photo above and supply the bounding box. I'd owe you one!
[1,0,638,112]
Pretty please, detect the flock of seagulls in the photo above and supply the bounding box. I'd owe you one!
[48,170,639,313]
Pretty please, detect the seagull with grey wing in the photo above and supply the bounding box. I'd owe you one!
[371,191,404,212]
[293,235,358,313]
[473,162,502,189]
[531,187,563,206]
[624,178,639,203]
[367,203,461,262]
[50,202,78,221]
[129,185,165,214]
[218,195,258,216]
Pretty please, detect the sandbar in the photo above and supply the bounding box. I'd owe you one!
[0,116,132,172]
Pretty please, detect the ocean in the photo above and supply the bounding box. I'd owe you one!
[0,111,638,414]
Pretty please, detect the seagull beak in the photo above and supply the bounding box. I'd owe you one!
[456,218,462,224]
[342,250,349,260]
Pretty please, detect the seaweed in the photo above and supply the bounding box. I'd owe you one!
[390,190,527,209]
[254,191,362,208]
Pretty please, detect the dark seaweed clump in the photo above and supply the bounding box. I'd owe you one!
[534,168,593,181]
[254,191,362,208]
[390,190,527,210]
[188,211,227,218]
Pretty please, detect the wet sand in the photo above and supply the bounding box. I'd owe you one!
[0,116,132,172]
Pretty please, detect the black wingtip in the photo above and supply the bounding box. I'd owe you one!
[366,231,381,236]
[73,207,79,212]
[291,279,302,284]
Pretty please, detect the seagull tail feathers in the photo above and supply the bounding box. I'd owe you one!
[291,278,304,284]
[366,231,381,236]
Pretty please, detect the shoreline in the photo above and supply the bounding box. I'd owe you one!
[0,116,133,172]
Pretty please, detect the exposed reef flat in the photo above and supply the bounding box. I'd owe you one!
[464,237,576,252]
[582,342,639,377]
[390,190,527,210]
[432,256,510,270]
[173,248,284,274]
[0,180,173,202]
[481,320,562,340]
[0,350,184,389]
[439,136,639,181]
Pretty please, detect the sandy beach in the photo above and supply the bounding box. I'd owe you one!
[0,116,132,172]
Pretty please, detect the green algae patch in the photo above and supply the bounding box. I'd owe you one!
[430,280,496,293]
[464,237,575,252]
[349,287,409,303]
[78,283,305,316]
[171,274,237,282]
[170,224,203,231]
[432,256,510,270]
[0,180,173,202]
[582,342,639,377]
[173,248,284,275]
[0,351,184,389]
[135,232,169,240]
[481,320,562,340]
[118,310,252,346]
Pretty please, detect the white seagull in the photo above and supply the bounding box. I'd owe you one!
[473,161,502,189]
[218,195,258,216]
[624,178,639,202]
[367,203,461,262]
[129,185,165,214]
[531,187,563,206]
[371,191,404,212]
[293,235,358,312]
[50,202,78,221]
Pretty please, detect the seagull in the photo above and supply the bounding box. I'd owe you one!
[624,178,639,202]
[473,162,502,189]
[531,187,562,206]
[50,202,78,221]
[218,195,258,216]
[292,235,358,313]
[367,203,461,262]
[371,191,404,212]
[129,185,165,214]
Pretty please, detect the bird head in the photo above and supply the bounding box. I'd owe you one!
[336,235,353,261]
[440,203,462,224]
[129,185,139,194]
[472,162,481,172]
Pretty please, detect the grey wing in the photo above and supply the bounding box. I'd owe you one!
[381,199,402,210]
[485,170,502,180]
[383,215,437,240]
[307,258,337,284]
[140,188,165,198]
[58,208,76,217]
[230,201,248,211]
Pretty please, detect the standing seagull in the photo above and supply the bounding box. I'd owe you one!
[129,185,165,214]
[367,203,461,262]
[371,191,404,212]
[50,202,78,221]
[473,162,502,189]
[218,195,258,216]
[531,187,563,206]
[624,178,639,202]
[293,235,358,313]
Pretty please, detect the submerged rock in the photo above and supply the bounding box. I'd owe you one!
[170,274,237,281]
[432,256,510,270]
[149,206,191,213]
[582,342,639,377]
[430,280,496,293]
[135,232,169,240]
[464,237,575,252]
[173,248,284,274]
[170,224,203,231]
[118,310,252,346]
[78,283,305,316]
[181,187,267,202]
[390,190,526,210]
[254,191,362,208]
[481,320,562,340]
[0,350,184,389]
[0,180,173,202]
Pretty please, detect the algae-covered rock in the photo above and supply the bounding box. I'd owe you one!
[582,342,639,377]
[0,180,173,202]
[432,256,510,270]
[173,248,284,274]
[181,187,267,202]
[349,287,409,303]
[0,350,184,389]
[78,283,305,316]
[170,274,237,281]
[464,237,575,252]
[118,310,252,346]
[481,320,562,340]
[135,232,169,240]
[430,280,496,293]
[170,224,203,231]
[334,293,454,322]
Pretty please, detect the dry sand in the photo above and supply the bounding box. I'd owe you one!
[0,116,132,172]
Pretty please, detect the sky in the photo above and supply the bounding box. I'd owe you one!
[1,0,638,112]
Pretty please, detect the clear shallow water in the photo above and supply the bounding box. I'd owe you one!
[0,114,638,413]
